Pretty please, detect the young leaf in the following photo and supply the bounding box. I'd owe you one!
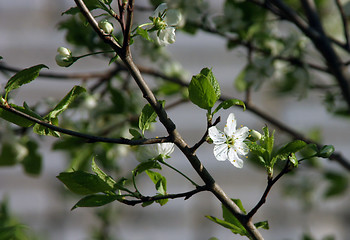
[139,103,157,134]
[57,171,114,195]
[188,68,221,110]
[205,216,247,236]
[271,140,307,165]
[129,128,142,139]
[134,160,162,176]
[91,158,117,190]
[4,64,48,99]
[212,99,246,115]
[318,145,335,158]
[146,170,167,195]
[254,221,269,230]
[47,85,86,120]
[136,27,151,41]
[71,194,121,210]
[0,103,40,127]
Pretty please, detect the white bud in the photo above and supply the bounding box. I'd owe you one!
[55,47,73,67]
[99,20,114,34]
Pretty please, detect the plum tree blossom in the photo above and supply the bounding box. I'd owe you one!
[208,113,249,168]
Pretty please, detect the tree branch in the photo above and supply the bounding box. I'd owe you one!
[247,160,291,219]
[119,185,209,206]
[0,101,170,145]
[73,1,264,239]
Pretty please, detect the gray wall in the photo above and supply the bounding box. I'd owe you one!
[1,1,349,240]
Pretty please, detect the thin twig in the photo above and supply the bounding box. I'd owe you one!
[247,160,291,219]
[119,185,209,206]
[0,101,170,145]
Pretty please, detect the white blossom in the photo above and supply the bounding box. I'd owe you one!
[136,142,175,162]
[55,47,73,67]
[208,113,249,168]
[150,3,182,46]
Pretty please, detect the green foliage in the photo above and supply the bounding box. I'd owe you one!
[323,171,348,198]
[212,99,246,115]
[57,171,114,195]
[0,198,37,240]
[206,199,268,238]
[188,68,221,110]
[139,103,157,134]
[4,64,48,100]
[71,194,121,210]
[33,85,85,137]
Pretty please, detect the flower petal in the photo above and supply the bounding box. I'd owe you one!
[233,126,249,142]
[166,9,182,26]
[157,143,175,156]
[208,126,226,144]
[234,142,249,156]
[224,113,236,137]
[213,144,228,161]
[228,148,244,168]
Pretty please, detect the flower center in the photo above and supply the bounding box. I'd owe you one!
[226,137,235,147]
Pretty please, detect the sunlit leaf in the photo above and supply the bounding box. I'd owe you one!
[4,64,48,99]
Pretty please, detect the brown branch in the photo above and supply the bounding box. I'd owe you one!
[0,63,113,80]
[247,160,291,219]
[119,185,209,206]
[0,101,170,145]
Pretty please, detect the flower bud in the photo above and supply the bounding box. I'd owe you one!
[55,47,73,67]
[247,129,262,142]
[99,20,114,34]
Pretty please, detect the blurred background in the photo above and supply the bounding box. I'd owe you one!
[0,0,350,240]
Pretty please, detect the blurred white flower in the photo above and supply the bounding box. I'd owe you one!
[150,3,182,46]
[55,47,73,67]
[136,142,175,162]
[208,113,249,168]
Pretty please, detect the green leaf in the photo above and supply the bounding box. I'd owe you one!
[0,142,19,166]
[146,170,167,195]
[57,171,114,195]
[323,171,348,198]
[288,153,298,167]
[71,194,120,210]
[108,54,119,65]
[277,140,307,157]
[254,221,269,230]
[213,99,246,115]
[129,128,142,139]
[21,139,42,175]
[271,140,307,165]
[136,27,151,41]
[318,145,335,158]
[4,64,48,99]
[47,85,86,120]
[0,103,41,127]
[139,103,157,134]
[91,158,117,190]
[32,86,85,137]
[155,194,168,206]
[134,160,162,176]
[188,68,221,110]
[206,216,247,236]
